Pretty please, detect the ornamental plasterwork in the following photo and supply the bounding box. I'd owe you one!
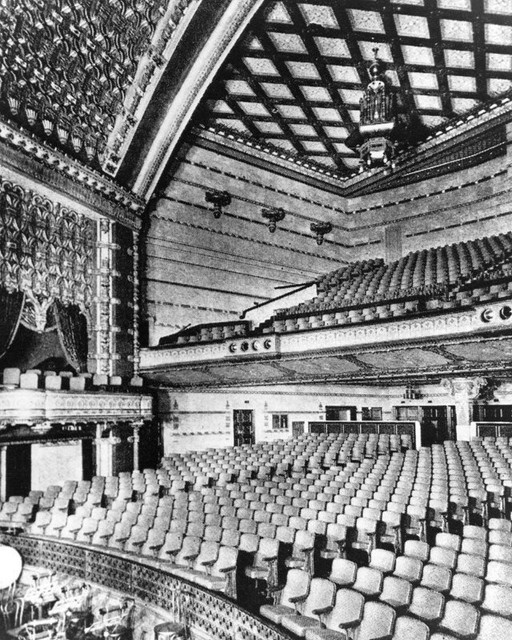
[0,117,144,225]
[139,308,477,370]
[0,390,153,424]
[441,377,489,400]
[134,0,267,197]
[0,177,94,328]
[102,0,200,176]
[0,0,168,169]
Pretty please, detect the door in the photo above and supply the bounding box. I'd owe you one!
[233,410,254,446]
[82,439,93,481]
[6,444,31,498]
[292,421,305,437]
[395,405,455,446]
[421,406,455,445]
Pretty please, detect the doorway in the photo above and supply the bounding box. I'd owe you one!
[233,410,254,447]
[326,405,357,421]
[6,444,31,498]
[395,405,456,446]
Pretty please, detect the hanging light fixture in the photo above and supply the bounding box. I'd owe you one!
[346,48,405,170]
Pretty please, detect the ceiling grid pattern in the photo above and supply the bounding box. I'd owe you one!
[197,0,512,176]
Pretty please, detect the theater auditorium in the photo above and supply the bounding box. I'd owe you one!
[1,0,512,638]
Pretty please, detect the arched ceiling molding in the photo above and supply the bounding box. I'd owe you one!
[102,0,204,178]
[129,0,267,200]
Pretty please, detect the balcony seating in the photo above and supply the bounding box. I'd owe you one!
[0,367,145,391]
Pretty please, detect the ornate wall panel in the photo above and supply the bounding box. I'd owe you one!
[0,177,95,330]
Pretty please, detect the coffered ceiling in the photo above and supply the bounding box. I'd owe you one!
[194,0,512,177]
[1,0,512,191]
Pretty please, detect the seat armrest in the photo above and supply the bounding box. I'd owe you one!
[183,553,199,561]
[312,605,332,616]
[267,584,284,594]
[289,594,307,604]
[200,559,217,567]
[218,565,236,574]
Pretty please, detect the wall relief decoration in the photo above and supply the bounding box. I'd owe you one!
[0,178,95,332]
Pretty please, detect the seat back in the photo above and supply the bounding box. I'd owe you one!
[280,569,310,608]
[301,578,336,618]
[358,602,396,640]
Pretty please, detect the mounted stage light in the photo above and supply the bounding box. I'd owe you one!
[310,221,332,246]
[261,207,285,233]
[205,189,231,219]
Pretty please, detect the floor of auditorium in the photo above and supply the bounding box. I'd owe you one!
[1,434,512,640]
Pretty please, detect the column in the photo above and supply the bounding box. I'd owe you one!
[132,423,141,472]
[95,423,103,476]
[94,218,115,375]
[95,422,114,476]
[132,230,140,375]
[0,445,7,502]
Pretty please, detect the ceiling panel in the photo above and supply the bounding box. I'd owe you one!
[196,0,512,177]
[0,0,167,167]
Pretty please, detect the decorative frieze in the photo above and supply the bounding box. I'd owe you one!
[0,120,144,224]
[140,308,477,371]
[0,389,152,426]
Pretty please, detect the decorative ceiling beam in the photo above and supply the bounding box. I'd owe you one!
[424,0,454,120]
[376,0,418,119]
[283,0,357,172]
[255,25,350,173]
[471,0,490,104]
[128,0,267,199]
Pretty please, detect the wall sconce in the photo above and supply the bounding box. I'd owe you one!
[205,190,231,219]
[261,207,285,233]
[310,222,332,245]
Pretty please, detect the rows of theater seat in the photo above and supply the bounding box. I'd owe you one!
[159,321,249,347]
[265,231,512,334]
[2,434,512,638]
[0,367,144,391]
[156,232,512,345]
[262,523,512,640]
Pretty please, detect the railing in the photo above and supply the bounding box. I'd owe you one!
[308,421,420,448]
[0,533,291,640]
